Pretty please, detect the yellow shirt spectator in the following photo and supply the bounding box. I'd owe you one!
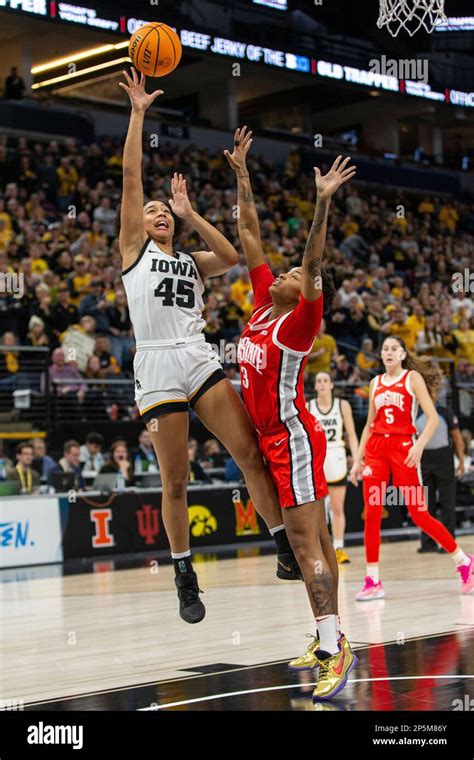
[57,164,79,197]
[31,258,49,275]
[439,205,459,233]
[406,313,425,339]
[388,322,417,350]
[306,333,337,376]
[356,351,381,373]
[340,219,359,237]
[418,199,435,214]
[231,278,252,308]
[453,327,474,364]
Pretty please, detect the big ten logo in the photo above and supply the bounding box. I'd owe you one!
[232,489,260,536]
[188,505,218,537]
[90,508,114,548]
[136,504,160,545]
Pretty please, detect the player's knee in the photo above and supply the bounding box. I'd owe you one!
[234,442,263,473]
[164,473,189,500]
[288,536,311,565]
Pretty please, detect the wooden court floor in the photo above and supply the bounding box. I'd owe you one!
[1,539,473,710]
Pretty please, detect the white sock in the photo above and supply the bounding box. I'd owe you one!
[315,615,339,655]
[336,615,342,638]
[367,564,379,583]
[450,547,470,567]
[334,539,344,550]
[269,524,285,535]
[171,550,191,559]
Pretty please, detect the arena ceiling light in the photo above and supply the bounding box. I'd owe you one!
[31,57,131,90]
[31,41,129,75]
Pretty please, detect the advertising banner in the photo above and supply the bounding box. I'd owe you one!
[0,496,63,568]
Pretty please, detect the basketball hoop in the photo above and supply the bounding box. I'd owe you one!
[377,0,447,36]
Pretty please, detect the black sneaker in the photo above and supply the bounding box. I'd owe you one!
[174,571,206,624]
[277,552,303,581]
[417,546,438,554]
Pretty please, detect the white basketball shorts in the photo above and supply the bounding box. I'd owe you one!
[324,446,348,485]
[133,335,225,423]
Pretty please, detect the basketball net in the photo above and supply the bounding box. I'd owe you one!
[377,0,447,36]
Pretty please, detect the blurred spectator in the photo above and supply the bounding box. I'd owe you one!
[334,355,358,384]
[47,348,86,401]
[107,289,133,369]
[381,306,417,350]
[306,319,337,380]
[225,457,241,482]
[94,335,121,377]
[131,429,158,471]
[200,438,227,469]
[56,157,78,211]
[356,338,380,374]
[78,279,111,333]
[93,196,117,240]
[4,67,25,99]
[7,442,40,493]
[188,438,210,483]
[30,437,57,482]
[0,331,21,387]
[51,283,79,340]
[26,315,49,347]
[453,318,474,365]
[49,439,85,489]
[99,441,134,485]
[80,432,105,472]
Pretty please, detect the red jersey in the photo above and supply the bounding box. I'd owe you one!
[370,369,418,436]
[238,263,323,431]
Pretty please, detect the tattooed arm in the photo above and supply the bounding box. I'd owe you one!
[302,155,356,302]
[224,126,266,271]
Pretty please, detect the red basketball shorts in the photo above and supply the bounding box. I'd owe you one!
[362,433,422,487]
[256,410,328,508]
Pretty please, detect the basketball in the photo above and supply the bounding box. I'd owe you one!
[128,23,182,78]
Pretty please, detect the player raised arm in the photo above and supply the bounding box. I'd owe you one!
[168,173,239,278]
[224,126,265,271]
[118,68,163,270]
[303,156,356,302]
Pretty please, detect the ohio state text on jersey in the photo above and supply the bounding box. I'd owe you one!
[238,264,323,431]
[370,369,418,436]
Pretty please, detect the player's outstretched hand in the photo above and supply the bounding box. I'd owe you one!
[224,126,253,173]
[169,173,194,221]
[315,155,357,200]
[119,68,164,112]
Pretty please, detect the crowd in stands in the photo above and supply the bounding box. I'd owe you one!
[0,130,473,481]
[0,430,239,493]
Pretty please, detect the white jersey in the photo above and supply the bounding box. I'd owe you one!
[308,397,345,450]
[121,237,206,345]
[309,396,347,483]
